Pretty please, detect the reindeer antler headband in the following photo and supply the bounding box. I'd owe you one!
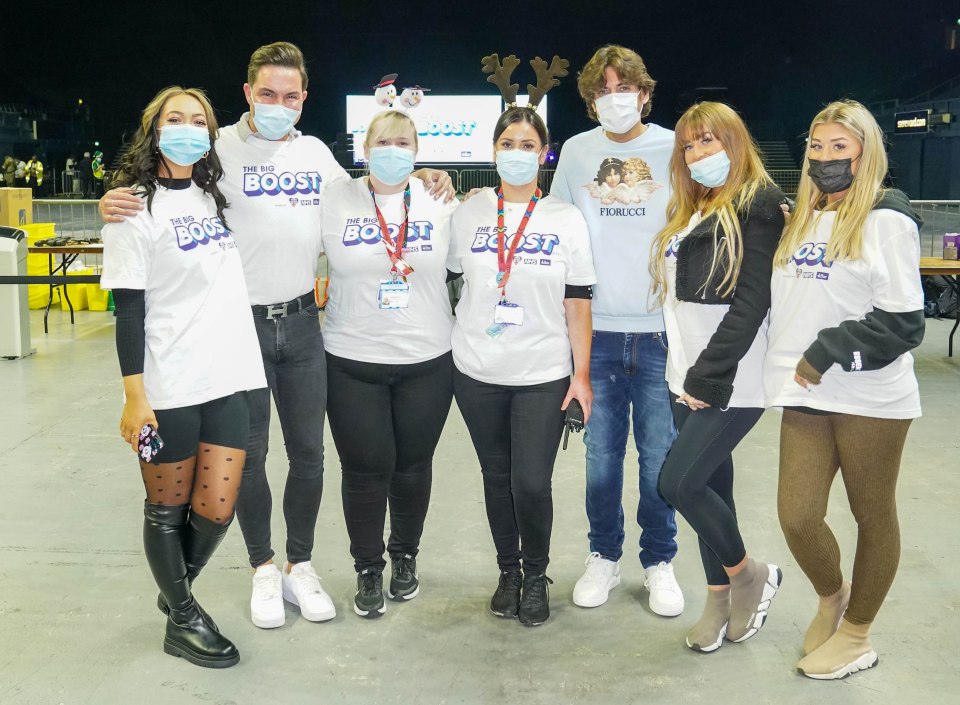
[482,54,569,110]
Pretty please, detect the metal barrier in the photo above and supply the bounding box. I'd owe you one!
[346,167,462,193]
[911,200,960,257]
[769,170,801,196]
[30,195,957,260]
[458,169,557,194]
[33,199,103,241]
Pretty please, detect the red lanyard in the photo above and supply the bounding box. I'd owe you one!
[369,181,412,275]
[496,187,541,295]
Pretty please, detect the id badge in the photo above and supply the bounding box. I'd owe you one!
[378,280,410,309]
[494,301,524,325]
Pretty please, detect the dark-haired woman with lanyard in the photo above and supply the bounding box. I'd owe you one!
[447,55,596,627]
[321,110,458,619]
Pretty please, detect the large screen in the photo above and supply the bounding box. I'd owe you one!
[346,95,547,165]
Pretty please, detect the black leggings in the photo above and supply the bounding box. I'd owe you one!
[326,351,454,573]
[453,370,567,574]
[658,396,763,586]
[143,391,249,524]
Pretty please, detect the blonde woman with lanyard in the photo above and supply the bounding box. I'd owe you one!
[321,110,459,618]
[650,102,785,653]
[765,100,924,679]
[447,55,596,627]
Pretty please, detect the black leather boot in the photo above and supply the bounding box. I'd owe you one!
[143,502,239,668]
[157,512,233,631]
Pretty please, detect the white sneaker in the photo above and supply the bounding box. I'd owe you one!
[644,561,684,617]
[251,563,285,629]
[572,552,621,608]
[282,562,336,622]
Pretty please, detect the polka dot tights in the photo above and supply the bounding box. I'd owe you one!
[140,444,245,524]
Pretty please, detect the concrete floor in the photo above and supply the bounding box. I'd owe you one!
[1,308,958,705]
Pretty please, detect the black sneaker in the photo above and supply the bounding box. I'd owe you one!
[518,573,553,627]
[489,569,523,618]
[388,553,420,601]
[354,568,386,619]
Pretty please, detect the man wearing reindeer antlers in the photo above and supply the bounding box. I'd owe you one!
[550,45,684,617]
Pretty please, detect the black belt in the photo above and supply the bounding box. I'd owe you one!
[251,291,315,318]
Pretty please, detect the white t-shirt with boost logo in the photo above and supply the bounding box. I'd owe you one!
[216,119,349,305]
[764,208,922,418]
[447,188,597,385]
[320,177,458,364]
[100,184,266,409]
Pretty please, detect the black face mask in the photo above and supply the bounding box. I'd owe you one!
[807,158,854,193]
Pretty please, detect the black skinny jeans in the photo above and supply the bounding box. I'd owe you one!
[236,303,326,568]
[327,351,454,573]
[453,370,567,574]
[658,396,764,586]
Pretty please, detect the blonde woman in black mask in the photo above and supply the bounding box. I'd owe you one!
[765,100,924,679]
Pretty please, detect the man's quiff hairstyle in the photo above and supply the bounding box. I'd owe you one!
[247,41,309,90]
[577,45,657,122]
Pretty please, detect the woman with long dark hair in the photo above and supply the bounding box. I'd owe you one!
[101,86,266,668]
[447,55,596,627]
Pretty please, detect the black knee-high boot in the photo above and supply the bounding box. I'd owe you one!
[157,512,234,630]
[143,502,239,668]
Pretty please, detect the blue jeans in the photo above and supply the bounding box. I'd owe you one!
[235,300,326,568]
[584,330,678,567]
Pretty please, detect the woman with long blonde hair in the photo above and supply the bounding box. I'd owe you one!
[650,102,785,652]
[765,100,924,679]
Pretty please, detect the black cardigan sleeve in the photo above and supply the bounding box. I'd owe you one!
[683,189,785,407]
[800,308,925,382]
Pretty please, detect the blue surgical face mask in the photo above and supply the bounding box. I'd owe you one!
[252,102,301,140]
[688,149,730,188]
[496,149,541,186]
[367,146,415,186]
[158,124,210,167]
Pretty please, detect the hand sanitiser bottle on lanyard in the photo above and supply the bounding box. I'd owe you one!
[371,182,413,309]
[485,187,541,338]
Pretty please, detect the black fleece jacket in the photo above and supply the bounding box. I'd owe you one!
[677,185,786,408]
[799,189,925,383]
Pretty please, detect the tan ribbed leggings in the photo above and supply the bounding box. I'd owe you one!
[777,410,912,625]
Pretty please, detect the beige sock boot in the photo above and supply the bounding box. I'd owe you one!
[797,618,877,679]
[685,588,730,653]
[726,558,783,642]
[803,581,851,655]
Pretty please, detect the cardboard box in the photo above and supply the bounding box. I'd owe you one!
[0,188,33,227]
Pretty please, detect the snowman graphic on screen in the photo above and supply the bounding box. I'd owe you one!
[373,74,429,113]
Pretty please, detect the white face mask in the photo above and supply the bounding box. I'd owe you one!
[594,93,644,135]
